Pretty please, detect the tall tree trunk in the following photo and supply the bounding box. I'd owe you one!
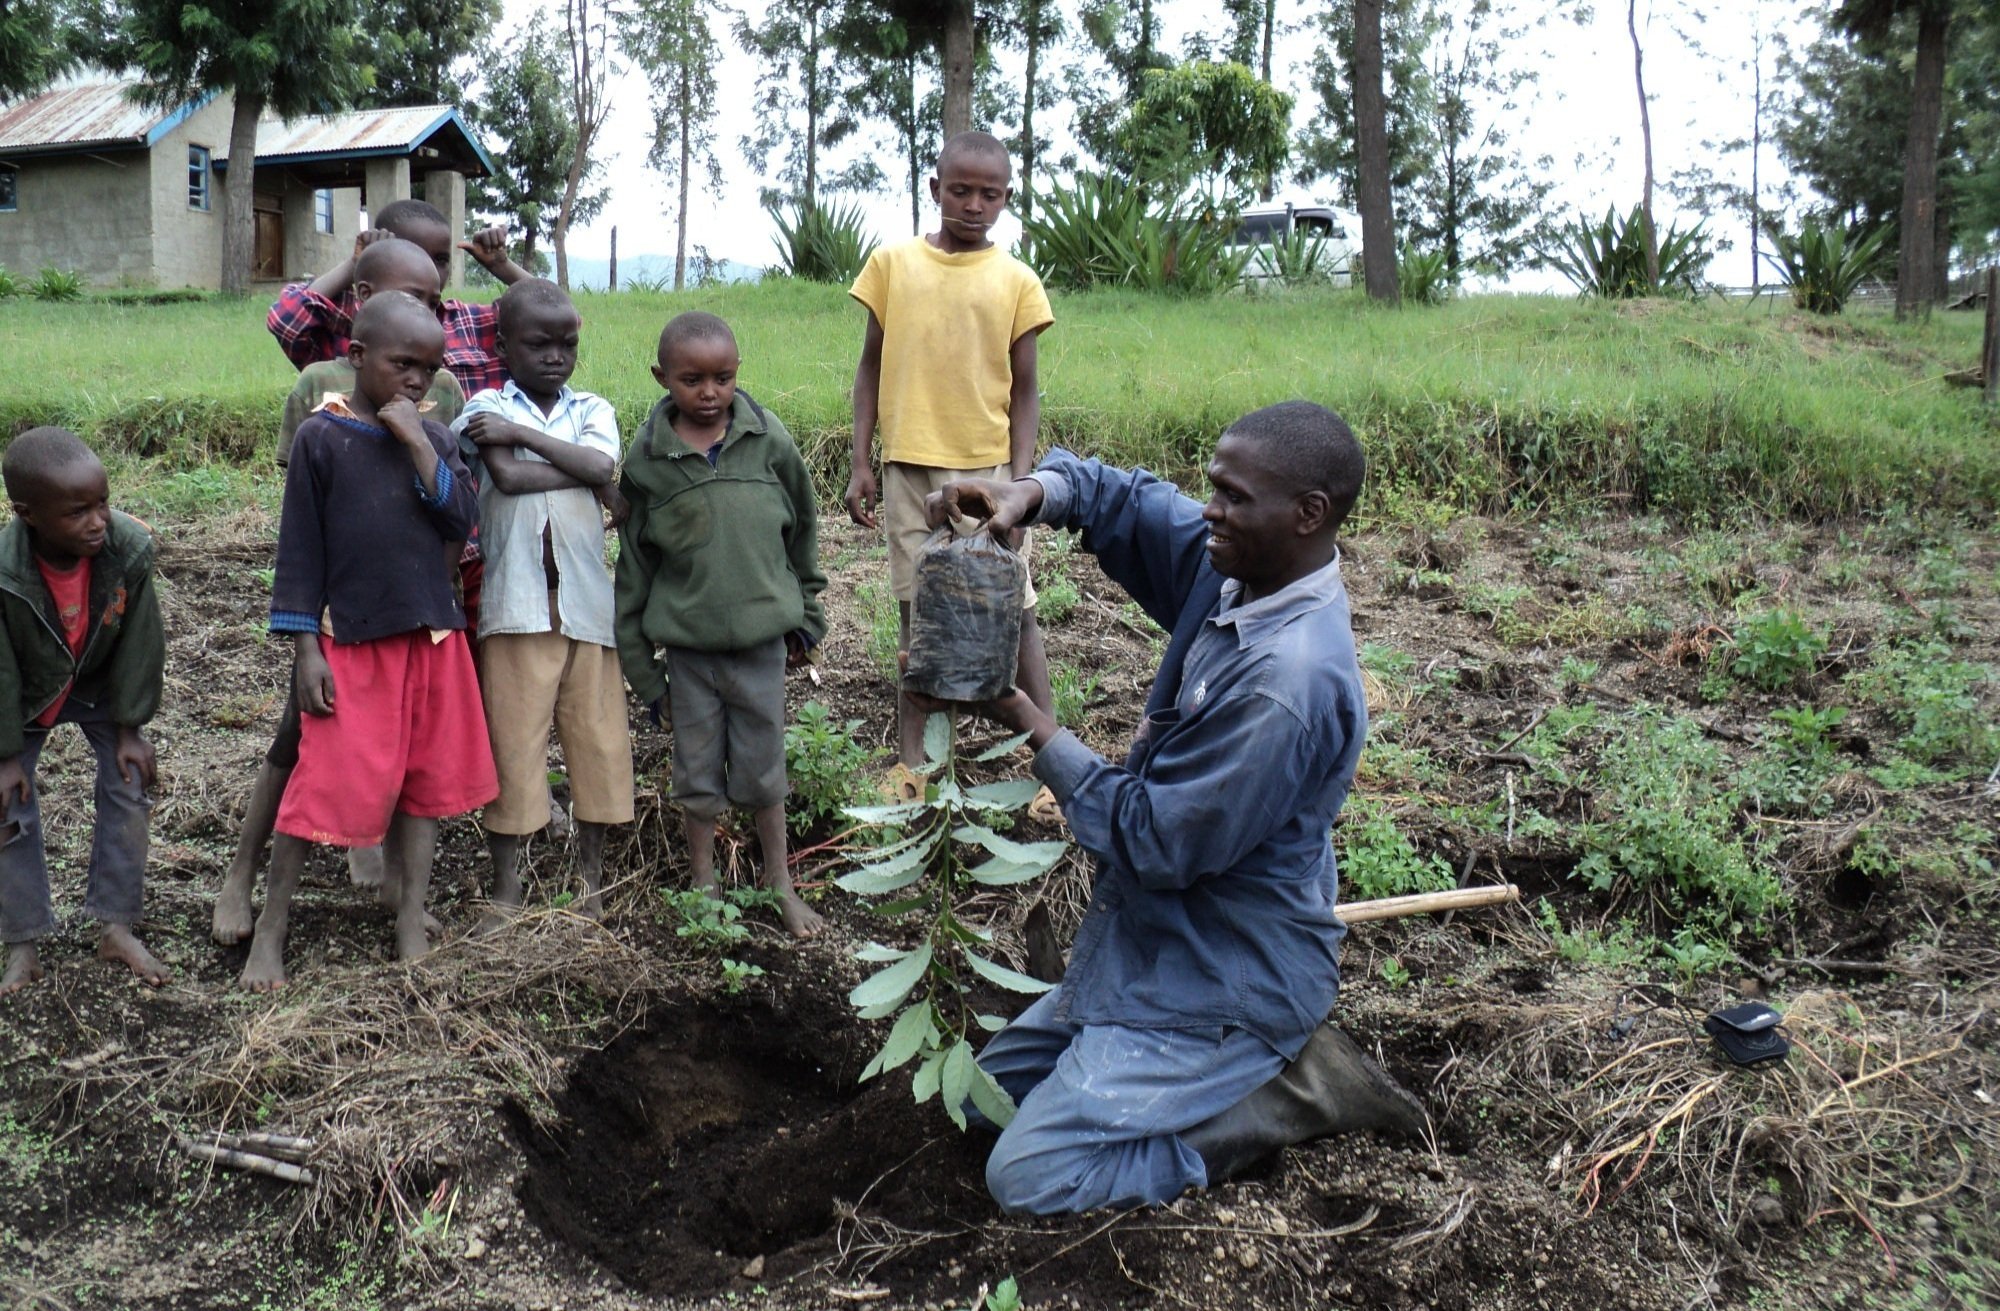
[1022,0,1040,220]
[221,91,263,295]
[907,56,921,234]
[1750,24,1762,292]
[1259,0,1277,201]
[804,5,820,205]
[609,226,618,290]
[1353,0,1398,303]
[942,0,974,138]
[1628,0,1658,291]
[1895,2,1948,320]
[675,58,691,291]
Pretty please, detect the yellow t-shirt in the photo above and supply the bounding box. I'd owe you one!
[849,237,1055,469]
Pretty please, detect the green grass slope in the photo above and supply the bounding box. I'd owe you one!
[3,281,1992,518]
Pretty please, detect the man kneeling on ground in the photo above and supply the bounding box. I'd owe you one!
[923,401,1426,1215]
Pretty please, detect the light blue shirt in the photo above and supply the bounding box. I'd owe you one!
[453,381,620,647]
[1023,450,1363,1058]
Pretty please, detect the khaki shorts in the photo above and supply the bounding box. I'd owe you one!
[479,595,636,835]
[883,461,1036,608]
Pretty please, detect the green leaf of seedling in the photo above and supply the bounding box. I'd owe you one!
[855,940,913,963]
[912,1046,948,1103]
[962,779,1041,810]
[973,731,1032,761]
[940,1038,976,1131]
[923,712,953,766]
[965,950,1057,995]
[843,801,927,825]
[975,1013,1010,1033]
[870,894,935,916]
[955,824,1067,870]
[849,941,932,1017]
[863,1002,936,1081]
[966,1060,1018,1130]
[966,855,1055,886]
[834,842,932,896]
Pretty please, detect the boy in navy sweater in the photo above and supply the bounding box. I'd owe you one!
[238,293,495,991]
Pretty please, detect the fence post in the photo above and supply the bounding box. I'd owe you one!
[1984,267,1998,407]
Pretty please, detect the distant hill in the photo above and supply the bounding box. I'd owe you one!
[561,253,763,291]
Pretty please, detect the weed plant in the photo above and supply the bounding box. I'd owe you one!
[856,579,903,683]
[784,701,886,835]
[1338,795,1455,901]
[1398,245,1452,305]
[1050,663,1100,724]
[1847,640,1997,769]
[0,265,19,298]
[1727,608,1829,691]
[29,266,83,302]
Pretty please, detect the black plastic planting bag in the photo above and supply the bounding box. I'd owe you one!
[903,527,1027,702]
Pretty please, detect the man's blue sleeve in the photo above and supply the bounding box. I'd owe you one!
[1032,448,1211,634]
[1031,696,1327,892]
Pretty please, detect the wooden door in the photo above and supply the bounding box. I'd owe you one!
[254,209,284,280]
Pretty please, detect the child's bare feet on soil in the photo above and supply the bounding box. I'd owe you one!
[211,873,255,945]
[778,893,825,938]
[472,901,520,938]
[575,892,605,922]
[238,936,288,992]
[1,942,44,996]
[98,924,170,987]
[395,913,431,962]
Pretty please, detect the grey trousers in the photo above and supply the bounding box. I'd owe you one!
[0,699,152,944]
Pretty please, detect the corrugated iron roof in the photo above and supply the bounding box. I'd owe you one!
[241,104,460,161]
[0,80,174,152]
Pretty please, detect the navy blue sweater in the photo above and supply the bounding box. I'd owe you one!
[270,412,478,643]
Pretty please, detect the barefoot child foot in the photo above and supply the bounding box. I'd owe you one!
[0,942,43,996]
[753,801,822,938]
[211,868,255,945]
[575,821,609,920]
[98,922,169,986]
[387,813,438,962]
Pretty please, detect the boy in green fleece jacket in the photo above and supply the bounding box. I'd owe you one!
[0,428,167,995]
[616,312,828,937]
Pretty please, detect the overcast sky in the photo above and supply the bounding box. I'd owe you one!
[495,0,1801,289]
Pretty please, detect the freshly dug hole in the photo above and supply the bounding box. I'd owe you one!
[509,995,989,1297]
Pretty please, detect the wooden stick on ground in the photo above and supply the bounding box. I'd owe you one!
[175,1135,315,1185]
[1341,883,1520,925]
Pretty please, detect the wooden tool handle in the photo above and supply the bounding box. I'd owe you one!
[1341,883,1521,924]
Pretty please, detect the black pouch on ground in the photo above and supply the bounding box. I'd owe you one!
[903,526,1027,702]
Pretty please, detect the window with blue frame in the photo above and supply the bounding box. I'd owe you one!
[314,188,334,234]
[188,146,210,210]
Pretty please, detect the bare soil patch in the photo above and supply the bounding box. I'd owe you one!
[2,506,1995,1311]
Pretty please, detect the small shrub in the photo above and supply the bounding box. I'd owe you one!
[1545,205,1708,299]
[1252,226,1338,287]
[0,265,19,299]
[769,198,879,284]
[1035,573,1080,625]
[1741,705,1847,816]
[1727,608,1828,691]
[784,700,886,835]
[1020,172,1251,295]
[1337,795,1453,901]
[1762,218,1890,315]
[30,266,84,302]
[1575,710,1782,931]
[1397,244,1451,305]
[1847,640,1997,768]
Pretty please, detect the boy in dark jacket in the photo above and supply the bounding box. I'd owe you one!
[0,427,166,995]
[615,312,826,937]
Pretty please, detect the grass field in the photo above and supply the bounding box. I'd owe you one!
[4,281,1995,519]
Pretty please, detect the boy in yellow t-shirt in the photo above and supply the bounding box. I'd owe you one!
[846,130,1056,775]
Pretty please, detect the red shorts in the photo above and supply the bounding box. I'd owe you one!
[275,630,498,847]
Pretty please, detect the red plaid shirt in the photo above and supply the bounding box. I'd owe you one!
[266,284,510,395]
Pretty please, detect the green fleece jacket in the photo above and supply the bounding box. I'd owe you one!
[615,390,827,704]
[0,511,165,759]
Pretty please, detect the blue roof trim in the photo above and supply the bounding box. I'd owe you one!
[214,108,495,177]
[143,91,220,147]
